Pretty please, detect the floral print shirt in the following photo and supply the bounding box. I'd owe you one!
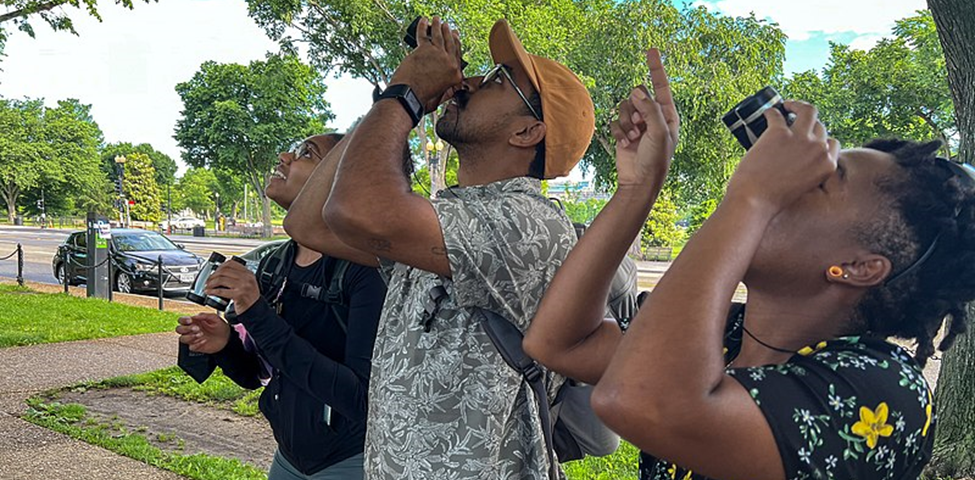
[640,305,935,480]
[363,177,577,480]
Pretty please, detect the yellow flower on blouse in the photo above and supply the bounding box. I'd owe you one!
[798,341,829,356]
[851,402,895,449]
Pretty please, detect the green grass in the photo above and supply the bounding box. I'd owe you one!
[564,441,640,479]
[86,366,262,416]
[0,285,178,347]
[24,398,266,480]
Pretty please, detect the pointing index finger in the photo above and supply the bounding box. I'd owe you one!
[646,49,679,136]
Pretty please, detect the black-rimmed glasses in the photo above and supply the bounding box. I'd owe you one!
[885,157,975,286]
[480,64,542,120]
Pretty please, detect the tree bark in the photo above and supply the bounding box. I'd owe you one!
[3,182,19,223]
[926,0,975,477]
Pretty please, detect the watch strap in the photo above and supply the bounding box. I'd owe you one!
[376,84,424,127]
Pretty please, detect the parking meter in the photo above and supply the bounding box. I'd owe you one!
[86,212,112,299]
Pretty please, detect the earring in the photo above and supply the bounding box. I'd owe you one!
[828,266,844,278]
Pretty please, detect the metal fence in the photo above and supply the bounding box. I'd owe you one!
[53,248,169,310]
[0,244,24,286]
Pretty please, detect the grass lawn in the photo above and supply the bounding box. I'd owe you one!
[99,366,262,417]
[24,398,266,480]
[0,284,178,347]
[49,366,640,479]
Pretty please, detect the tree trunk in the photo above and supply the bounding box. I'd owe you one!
[926,0,975,478]
[4,182,19,223]
[261,195,273,238]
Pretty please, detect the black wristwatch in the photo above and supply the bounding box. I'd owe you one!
[375,84,424,127]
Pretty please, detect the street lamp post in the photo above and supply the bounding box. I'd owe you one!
[114,155,126,227]
[167,182,172,235]
[214,192,220,233]
[426,138,445,195]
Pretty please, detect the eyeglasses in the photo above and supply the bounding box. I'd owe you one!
[480,64,542,120]
[287,141,317,162]
[885,157,975,286]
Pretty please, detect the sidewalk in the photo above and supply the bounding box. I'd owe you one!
[0,332,187,479]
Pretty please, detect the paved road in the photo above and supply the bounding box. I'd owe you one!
[0,225,673,290]
[0,226,271,286]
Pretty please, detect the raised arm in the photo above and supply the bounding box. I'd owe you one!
[591,102,839,480]
[283,135,379,267]
[524,50,678,385]
[325,18,462,277]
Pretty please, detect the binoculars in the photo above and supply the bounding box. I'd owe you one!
[185,252,246,312]
[723,86,797,150]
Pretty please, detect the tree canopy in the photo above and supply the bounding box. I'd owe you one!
[247,0,785,206]
[174,53,332,236]
[782,11,954,155]
[101,142,177,187]
[0,97,107,221]
[120,151,161,222]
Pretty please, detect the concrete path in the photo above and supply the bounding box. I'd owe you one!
[0,332,187,480]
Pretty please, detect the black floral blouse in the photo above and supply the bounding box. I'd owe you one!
[638,304,936,480]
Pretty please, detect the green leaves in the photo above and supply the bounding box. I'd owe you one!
[0,97,107,220]
[781,11,953,154]
[174,53,333,234]
[121,152,162,222]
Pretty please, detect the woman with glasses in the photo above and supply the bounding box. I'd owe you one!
[524,49,975,480]
[178,133,388,480]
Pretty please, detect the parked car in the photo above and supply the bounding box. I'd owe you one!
[238,239,288,272]
[160,216,206,231]
[53,229,205,294]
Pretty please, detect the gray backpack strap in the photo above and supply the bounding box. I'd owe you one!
[478,309,559,480]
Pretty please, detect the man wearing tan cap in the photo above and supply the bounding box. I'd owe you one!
[301,17,594,479]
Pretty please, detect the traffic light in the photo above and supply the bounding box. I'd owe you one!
[115,176,124,196]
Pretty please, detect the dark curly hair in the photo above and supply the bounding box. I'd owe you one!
[852,139,975,367]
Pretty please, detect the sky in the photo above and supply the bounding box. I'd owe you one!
[0,0,928,179]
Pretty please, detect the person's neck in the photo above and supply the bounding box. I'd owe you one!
[731,287,853,368]
[454,142,533,187]
[294,242,323,267]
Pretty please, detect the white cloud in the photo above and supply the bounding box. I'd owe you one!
[848,33,886,51]
[699,0,926,41]
[0,0,373,175]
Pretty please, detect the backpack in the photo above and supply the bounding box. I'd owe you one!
[424,284,619,479]
[478,309,620,475]
[257,240,351,332]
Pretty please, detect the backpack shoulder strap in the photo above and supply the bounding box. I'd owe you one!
[257,240,297,302]
[325,258,350,333]
[478,309,558,480]
[298,256,351,333]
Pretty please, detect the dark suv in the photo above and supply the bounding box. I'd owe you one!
[53,229,204,294]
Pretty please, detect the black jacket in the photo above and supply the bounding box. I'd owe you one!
[214,253,385,474]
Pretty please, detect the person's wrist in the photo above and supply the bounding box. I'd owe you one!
[233,292,260,315]
[723,184,781,218]
[375,85,424,128]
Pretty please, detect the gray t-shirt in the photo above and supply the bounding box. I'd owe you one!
[364,177,576,480]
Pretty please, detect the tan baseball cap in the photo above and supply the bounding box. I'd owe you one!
[488,19,595,179]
